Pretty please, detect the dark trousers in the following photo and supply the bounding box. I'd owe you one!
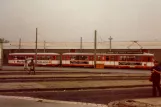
[152,81,161,96]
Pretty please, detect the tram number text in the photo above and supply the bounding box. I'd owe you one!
[119,62,141,65]
[17,60,25,64]
[70,61,89,64]
[37,60,50,64]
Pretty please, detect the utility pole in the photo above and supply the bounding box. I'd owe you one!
[19,38,21,51]
[80,37,82,52]
[44,40,46,53]
[94,30,97,68]
[0,42,3,70]
[34,28,38,74]
[108,36,113,52]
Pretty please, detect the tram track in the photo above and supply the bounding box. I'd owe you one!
[0,71,122,75]
[0,75,149,83]
[0,85,151,92]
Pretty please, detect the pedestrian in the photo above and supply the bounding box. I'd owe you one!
[150,61,161,97]
[24,58,29,72]
[29,59,35,75]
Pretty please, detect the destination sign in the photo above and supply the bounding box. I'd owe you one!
[106,51,143,54]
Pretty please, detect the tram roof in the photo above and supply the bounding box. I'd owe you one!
[9,53,60,55]
[62,53,154,56]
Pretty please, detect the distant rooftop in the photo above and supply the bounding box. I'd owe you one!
[3,41,161,49]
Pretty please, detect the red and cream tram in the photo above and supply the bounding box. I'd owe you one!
[8,53,60,66]
[8,52,155,69]
[62,53,154,69]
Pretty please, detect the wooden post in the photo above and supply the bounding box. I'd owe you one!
[19,38,21,51]
[108,36,113,52]
[44,40,46,53]
[94,30,97,68]
[34,28,38,74]
[80,37,82,52]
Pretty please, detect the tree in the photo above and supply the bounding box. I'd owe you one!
[0,38,9,43]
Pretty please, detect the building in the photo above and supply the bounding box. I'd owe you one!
[3,41,161,65]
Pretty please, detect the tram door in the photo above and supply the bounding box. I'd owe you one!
[104,55,117,68]
[62,55,69,65]
[105,56,113,67]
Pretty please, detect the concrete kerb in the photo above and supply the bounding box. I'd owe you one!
[0,85,152,92]
[0,95,108,107]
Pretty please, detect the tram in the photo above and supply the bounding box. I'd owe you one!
[8,53,60,66]
[61,52,154,69]
[8,52,155,69]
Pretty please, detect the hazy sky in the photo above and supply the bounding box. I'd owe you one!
[0,0,161,42]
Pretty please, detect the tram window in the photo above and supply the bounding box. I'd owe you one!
[145,57,151,62]
[130,56,135,61]
[37,56,40,60]
[38,56,42,60]
[89,56,93,60]
[143,58,146,62]
[46,56,51,60]
[76,56,79,60]
[27,56,34,60]
[63,56,66,60]
[106,56,109,61]
[14,56,18,60]
[127,56,135,61]
[42,56,45,60]
[56,56,60,60]
[52,56,56,60]
[84,56,88,60]
[80,56,87,60]
[64,56,68,60]
[38,56,43,60]
[119,56,126,61]
[127,56,130,61]
[10,56,14,59]
[119,56,122,61]
[110,56,116,61]
[80,56,84,60]
[97,56,101,61]
[70,56,76,60]
[17,56,25,60]
[148,57,151,62]
[135,56,141,61]
[142,57,148,62]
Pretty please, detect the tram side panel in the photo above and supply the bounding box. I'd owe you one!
[62,54,94,67]
[8,53,60,67]
[141,55,154,69]
[36,55,60,66]
[103,54,154,69]
[8,54,34,66]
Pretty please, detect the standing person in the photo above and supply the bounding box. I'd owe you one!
[24,58,29,72]
[150,61,161,97]
[29,59,35,75]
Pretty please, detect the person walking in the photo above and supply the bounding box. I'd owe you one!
[29,59,35,75]
[150,61,161,97]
